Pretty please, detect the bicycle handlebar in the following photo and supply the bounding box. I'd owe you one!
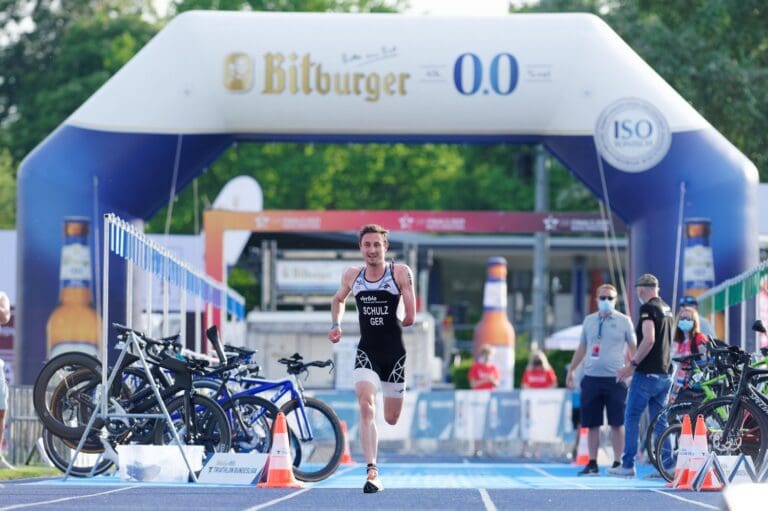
[112,323,181,350]
[277,353,334,375]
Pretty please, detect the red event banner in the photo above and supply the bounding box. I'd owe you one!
[203,210,623,327]
[204,210,622,234]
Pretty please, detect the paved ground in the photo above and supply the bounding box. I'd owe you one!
[0,458,726,511]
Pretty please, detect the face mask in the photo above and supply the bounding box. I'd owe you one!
[597,299,615,313]
[678,319,694,332]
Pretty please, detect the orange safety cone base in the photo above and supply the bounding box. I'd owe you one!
[572,427,590,466]
[257,412,305,489]
[340,420,357,465]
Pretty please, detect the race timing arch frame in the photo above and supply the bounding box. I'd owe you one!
[16,11,758,383]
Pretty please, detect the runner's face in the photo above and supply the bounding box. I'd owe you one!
[360,233,387,265]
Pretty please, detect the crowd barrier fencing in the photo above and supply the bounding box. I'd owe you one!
[697,258,768,352]
[5,387,579,464]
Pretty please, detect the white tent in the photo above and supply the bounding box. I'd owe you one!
[544,325,582,351]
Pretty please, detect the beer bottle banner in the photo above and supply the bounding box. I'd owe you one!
[473,257,516,390]
[46,217,100,358]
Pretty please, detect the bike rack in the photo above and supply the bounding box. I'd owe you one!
[62,329,199,482]
[59,213,247,482]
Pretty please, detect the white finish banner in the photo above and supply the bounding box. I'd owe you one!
[68,12,707,135]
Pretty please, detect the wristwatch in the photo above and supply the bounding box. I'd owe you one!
[630,359,639,368]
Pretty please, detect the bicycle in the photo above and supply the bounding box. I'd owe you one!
[195,327,344,482]
[38,324,233,476]
[654,333,768,481]
[645,346,740,471]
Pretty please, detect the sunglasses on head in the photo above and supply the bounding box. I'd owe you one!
[598,296,615,301]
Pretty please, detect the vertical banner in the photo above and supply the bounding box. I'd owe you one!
[47,217,100,359]
[683,218,715,295]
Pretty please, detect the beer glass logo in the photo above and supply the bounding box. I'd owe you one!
[223,52,254,92]
[594,98,672,173]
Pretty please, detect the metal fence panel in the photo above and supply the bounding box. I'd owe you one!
[7,385,44,465]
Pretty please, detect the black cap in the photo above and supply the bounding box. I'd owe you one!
[679,295,699,307]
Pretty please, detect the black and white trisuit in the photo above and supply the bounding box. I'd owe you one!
[352,262,406,398]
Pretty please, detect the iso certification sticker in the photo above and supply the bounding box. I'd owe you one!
[594,98,672,173]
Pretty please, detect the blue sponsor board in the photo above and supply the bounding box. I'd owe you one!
[411,391,454,439]
[483,392,522,440]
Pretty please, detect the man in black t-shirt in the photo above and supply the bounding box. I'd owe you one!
[607,273,673,477]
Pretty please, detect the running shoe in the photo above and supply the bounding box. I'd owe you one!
[364,464,383,493]
[577,464,599,476]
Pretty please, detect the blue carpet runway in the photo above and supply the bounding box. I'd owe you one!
[0,462,725,511]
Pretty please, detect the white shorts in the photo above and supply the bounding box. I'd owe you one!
[353,367,405,399]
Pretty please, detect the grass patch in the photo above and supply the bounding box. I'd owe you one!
[0,465,61,481]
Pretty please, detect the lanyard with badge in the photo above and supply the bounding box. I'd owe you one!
[591,316,605,359]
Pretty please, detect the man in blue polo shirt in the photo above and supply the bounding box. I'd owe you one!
[567,283,636,476]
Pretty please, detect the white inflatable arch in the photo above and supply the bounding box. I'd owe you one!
[17,11,757,381]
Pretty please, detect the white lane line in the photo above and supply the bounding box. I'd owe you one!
[242,487,312,511]
[523,464,591,489]
[0,486,134,511]
[479,488,498,511]
[650,489,719,510]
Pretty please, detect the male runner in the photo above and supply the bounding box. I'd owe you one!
[329,224,416,493]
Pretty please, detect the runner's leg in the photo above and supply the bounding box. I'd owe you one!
[355,380,379,466]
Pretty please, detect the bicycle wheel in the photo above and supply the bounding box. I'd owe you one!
[44,364,151,442]
[48,368,120,450]
[694,396,768,472]
[153,394,232,455]
[280,396,343,482]
[42,427,114,477]
[192,378,222,399]
[645,401,696,471]
[33,352,102,439]
[221,395,278,454]
[653,423,683,482]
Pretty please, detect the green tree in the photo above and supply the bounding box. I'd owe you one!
[514,0,768,179]
[171,0,405,15]
[0,149,15,228]
[605,1,768,176]
[1,6,158,163]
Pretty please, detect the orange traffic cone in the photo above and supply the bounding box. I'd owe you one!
[258,412,304,488]
[666,414,694,488]
[691,415,724,491]
[677,414,722,491]
[572,427,590,466]
[339,420,356,465]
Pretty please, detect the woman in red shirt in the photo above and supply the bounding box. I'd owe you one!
[521,350,558,389]
[468,344,500,390]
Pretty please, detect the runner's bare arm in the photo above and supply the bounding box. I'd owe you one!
[395,264,416,327]
[329,267,358,343]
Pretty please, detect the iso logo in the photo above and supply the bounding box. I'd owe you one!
[594,98,671,173]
